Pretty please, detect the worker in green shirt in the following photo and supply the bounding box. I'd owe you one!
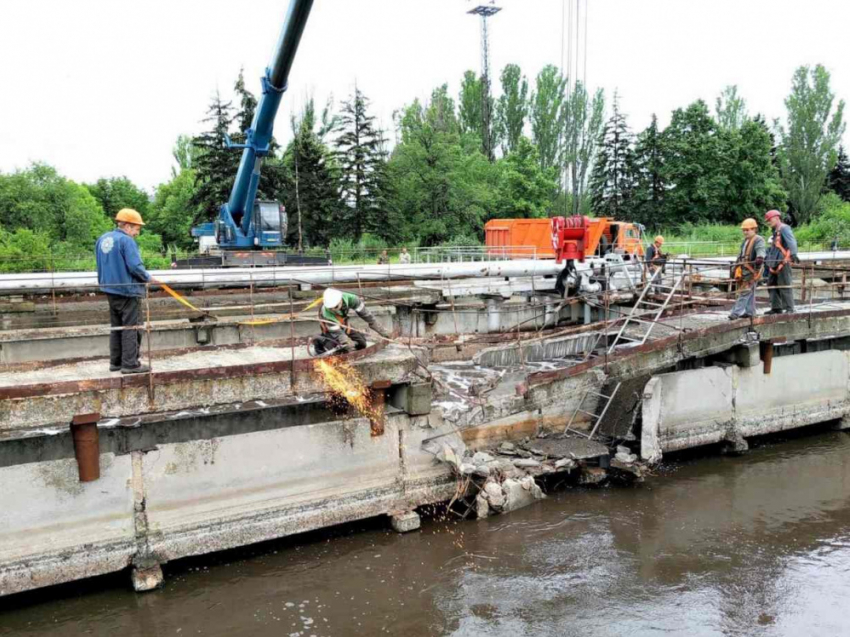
[311,288,390,356]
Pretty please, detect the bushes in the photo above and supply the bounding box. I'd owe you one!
[795,193,850,245]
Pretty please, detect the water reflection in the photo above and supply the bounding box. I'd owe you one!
[2,429,849,637]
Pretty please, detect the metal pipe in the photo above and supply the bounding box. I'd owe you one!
[70,413,101,482]
[761,341,774,375]
[0,261,564,295]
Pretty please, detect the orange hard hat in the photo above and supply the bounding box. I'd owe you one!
[741,218,758,230]
[654,235,664,244]
[116,208,145,226]
[764,210,781,222]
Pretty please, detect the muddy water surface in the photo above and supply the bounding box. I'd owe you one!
[2,428,850,636]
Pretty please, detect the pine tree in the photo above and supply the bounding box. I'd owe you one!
[589,93,633,218]
[233,68,258,138]
[191,91,238,222]
[334,87,389,238]
[828,146,850,202]
[233,70,283,203]
[631,114,667,227]
[280,103,341,248]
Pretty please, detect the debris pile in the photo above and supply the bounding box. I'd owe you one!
[431,432,647,519]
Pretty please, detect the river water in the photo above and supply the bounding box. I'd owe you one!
[3,426,850,637]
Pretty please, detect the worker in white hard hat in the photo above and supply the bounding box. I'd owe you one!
[311,288,391,356]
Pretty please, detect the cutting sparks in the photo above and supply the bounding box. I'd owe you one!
[312,358,378,420]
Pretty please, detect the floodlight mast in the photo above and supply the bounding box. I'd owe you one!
[467,4,502,162]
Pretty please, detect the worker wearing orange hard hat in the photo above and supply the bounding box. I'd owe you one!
[763,209,798,315]
[95,209,153,374]
[729,218,766,320]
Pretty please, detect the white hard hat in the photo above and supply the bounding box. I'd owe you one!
[323,288,343,309]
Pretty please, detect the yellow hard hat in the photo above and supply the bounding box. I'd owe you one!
[654,235,664,244]
[116,208,145,226]
[741,218,758,230]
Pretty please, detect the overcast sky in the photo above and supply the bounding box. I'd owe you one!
[1,0,848,191]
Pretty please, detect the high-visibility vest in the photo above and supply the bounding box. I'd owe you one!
[319,306,351,335]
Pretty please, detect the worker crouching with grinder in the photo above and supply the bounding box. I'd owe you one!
[729,218,765,320]
[310,288,390,356]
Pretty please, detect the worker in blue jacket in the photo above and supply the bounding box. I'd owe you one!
[95,209,153,374]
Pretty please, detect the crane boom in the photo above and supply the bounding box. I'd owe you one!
[191,0,321,264]
[227,0,314,227]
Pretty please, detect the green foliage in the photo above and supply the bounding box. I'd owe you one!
[496,64,529,156]
[529,65,567,172]
[631,114,666,226]
[660,100,730,224]
[388,86,497,245]
[459,71,485,141]
[334,87,389,239]
[715,85,748,131]
[795,193,850,243]
[563,82,606,215]
[147,168,200,249]
[438,233,482,248]
[191,91,238,222]
[280,98,342,249]
[719,118,787,219]
[64,184,112,246]
[0,227,53,272]
[777,64,846,224]
[0,163,111,248]
[85,177,150,220]
[827,146,850,202]
[494,137,558,218]
[589,93,633,218]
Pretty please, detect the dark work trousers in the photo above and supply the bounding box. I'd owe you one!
[107,294,143,369]
[768,267,795,313]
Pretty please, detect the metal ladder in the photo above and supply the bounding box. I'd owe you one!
[564,382,622,440]
[607,268,686,354]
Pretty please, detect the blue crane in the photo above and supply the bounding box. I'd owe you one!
[190,0,326,267]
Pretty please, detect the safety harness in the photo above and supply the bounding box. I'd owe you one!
[734,235,761,282]
[769,225,791,275]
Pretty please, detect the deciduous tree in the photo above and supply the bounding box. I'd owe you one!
[776,64,846,224]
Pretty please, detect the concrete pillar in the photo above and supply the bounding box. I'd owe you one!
[583,303,592,325]
[389,510,421,533]
[131,564,164,592]
[544,302,556,328]
[486,298,502,333]
[570,303,580,324]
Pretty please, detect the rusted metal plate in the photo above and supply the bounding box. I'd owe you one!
[527,306,850,387]
[0,342,387,401]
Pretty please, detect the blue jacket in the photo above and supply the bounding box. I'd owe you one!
[95,229,151,297]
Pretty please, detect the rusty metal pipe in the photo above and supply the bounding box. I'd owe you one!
[70,413,101,482]
[370,381,392,437]
[760,342,774,375]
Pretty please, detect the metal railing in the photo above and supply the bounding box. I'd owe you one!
[414,246,539,263]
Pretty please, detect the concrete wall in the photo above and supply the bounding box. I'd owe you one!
[0,409,457,597]
[642,350,850,461]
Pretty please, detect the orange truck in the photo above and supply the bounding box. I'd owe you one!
[485,217,645,262]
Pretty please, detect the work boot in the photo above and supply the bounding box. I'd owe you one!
[109,364,121,372]
[121,364,151,375]
[765,309,783,316]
